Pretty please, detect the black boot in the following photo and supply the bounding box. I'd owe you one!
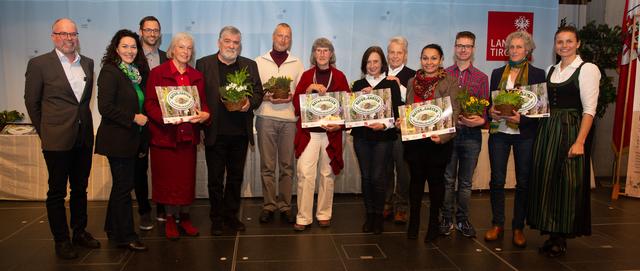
[362,213,374,233]
[425,181,444,243]
[407,202,421,239]
[373,214,384,235]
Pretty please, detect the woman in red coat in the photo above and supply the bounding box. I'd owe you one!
[144,32,210,240]
[292,37,350,231]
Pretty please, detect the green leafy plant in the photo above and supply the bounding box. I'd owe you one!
[263,76,293,99]
[221,67,253,103]
[0,110,25,130]
[493,90,523,106]
[456,88,489,116]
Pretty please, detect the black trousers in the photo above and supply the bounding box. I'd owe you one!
[105,156,139,243]
[133,154,151,215]
[42,145,92,242]
[404,139,452,228]
[206,135,249,221]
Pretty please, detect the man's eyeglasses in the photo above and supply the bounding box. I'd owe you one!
[142,28,160,34]
[455,44,474,50]
[53,32,79,39]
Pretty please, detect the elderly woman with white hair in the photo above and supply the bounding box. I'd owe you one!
[144,32,210,240]
[291,37,350,231]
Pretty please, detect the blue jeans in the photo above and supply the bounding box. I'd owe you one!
[353,137,392,215]
[442,127,481,222]
[488,132,534,230]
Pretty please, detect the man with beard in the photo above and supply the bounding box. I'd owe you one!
[254,23,304,224]
[196,26,264,235]
[24,18,100,259]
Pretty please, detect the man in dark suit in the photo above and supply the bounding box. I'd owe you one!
[135,15,168,229]
[196,26,264,235]
[24,18,100,259]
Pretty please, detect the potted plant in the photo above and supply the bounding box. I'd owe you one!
[455,88,489,118]
[263,76,293,99]
[221,67,253,111]
[492,90,523,116]
[0,110,25,131]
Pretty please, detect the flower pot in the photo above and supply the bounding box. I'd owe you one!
[495,104,519,116]
[270,88,290,99]
[222,97,247,112]
[461,112,480,118]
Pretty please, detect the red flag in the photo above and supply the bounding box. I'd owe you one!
[613,0,639,152]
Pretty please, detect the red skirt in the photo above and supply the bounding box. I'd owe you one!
[150,142,196,205]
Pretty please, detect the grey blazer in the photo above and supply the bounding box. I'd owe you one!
[24,50,94,151]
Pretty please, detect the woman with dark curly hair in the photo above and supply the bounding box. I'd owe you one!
[95,29,150,251]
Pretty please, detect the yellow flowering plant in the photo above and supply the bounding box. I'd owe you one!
[455,88,489,117]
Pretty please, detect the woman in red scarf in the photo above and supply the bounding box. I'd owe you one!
[402,44,461,243]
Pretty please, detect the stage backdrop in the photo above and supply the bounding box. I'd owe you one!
[0,0,558,122]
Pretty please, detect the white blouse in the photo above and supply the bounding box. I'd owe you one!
[546,55,600,117]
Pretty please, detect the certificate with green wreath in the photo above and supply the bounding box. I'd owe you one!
[155,86,202,124]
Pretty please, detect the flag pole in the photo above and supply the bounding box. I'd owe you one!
[612,14,639,200]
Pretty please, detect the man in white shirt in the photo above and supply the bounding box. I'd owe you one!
[255,23,304,224]
[24,18,100,259]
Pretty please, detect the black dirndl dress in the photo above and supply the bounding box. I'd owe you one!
[527,62,593,237]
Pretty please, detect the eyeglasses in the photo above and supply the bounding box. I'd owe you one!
[455,44,474,50]
[142,28,160,34]
[53,32,79,39]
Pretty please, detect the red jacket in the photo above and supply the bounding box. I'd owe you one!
[144,61,209,148]
[292,66,350,175]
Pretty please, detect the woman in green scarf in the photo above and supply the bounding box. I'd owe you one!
[95,29,150,252]
[484,31,546,248]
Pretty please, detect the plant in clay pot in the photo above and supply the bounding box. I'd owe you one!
[493,90,523,116]
[263,76,293,99]
[455,88,489,118]
[221,67,253,111]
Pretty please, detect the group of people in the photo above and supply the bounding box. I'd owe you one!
[24,16,599,260]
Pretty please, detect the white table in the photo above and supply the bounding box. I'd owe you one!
[0,131,518,200]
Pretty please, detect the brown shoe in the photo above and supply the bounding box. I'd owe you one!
[393,211,408,224]
[484,226,504,241]
[512,229,527,247]
[318,219,331,228]
[293,223,309,232]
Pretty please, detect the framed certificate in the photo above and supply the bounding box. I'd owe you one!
[398,96,456,141]
[343,88,395,128]
[299,92,345,128]
[155,86,202,124]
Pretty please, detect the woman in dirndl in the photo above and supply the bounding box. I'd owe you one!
[527,25,600,257]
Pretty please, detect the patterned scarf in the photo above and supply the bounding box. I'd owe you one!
[413,67,446,100]
[497,58,529,90]
[118,61,144,112]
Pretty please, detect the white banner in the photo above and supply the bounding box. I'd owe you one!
[625,59,640,197]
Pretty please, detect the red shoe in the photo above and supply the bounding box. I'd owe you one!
[165,215,179,240]
[179,218,200,236]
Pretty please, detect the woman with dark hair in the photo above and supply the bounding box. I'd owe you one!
[484,31,546,248]
[351,46,402,234]
[292,37,350,231]
[145,32,210,240]
[528,26,599,257]
[95,29,150,251]
[402,44,461,242]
